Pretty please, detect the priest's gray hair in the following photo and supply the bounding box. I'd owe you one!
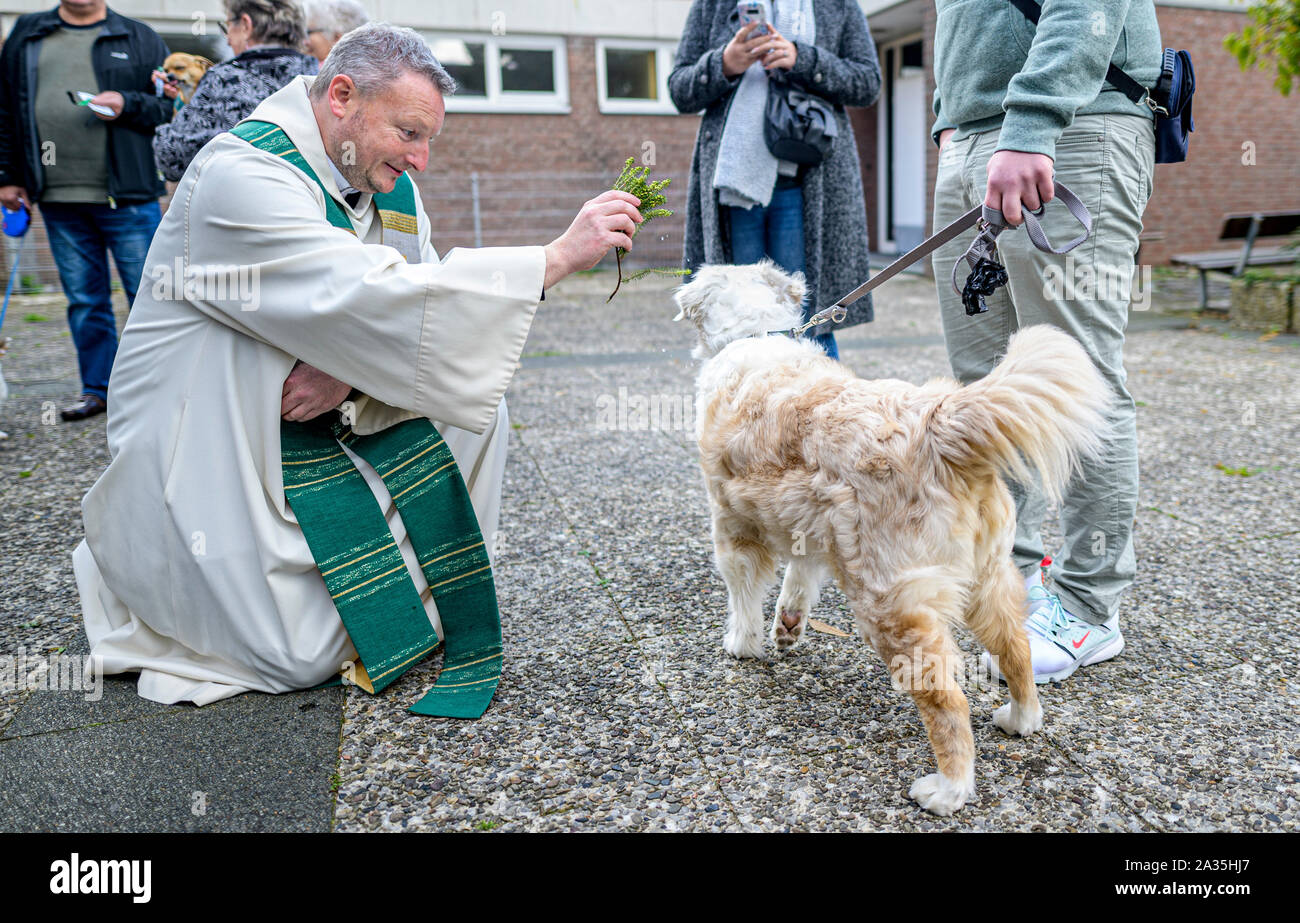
[310,22,456,99]
[304,0,369,39]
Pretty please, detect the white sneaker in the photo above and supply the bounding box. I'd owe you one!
[984,581,1124,684]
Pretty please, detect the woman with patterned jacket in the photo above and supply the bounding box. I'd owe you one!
[152,0,318,181]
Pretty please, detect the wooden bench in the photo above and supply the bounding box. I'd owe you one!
[1172,211,1300,310]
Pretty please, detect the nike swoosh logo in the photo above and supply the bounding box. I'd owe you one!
[1072,632,1091,649]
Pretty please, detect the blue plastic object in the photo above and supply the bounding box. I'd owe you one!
[2,205,29,237]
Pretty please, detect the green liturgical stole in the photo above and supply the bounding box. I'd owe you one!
[231,119,502,718]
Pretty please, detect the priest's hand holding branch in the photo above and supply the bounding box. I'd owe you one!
[543,190,643,290]
[281,359,353,421]
[279,190,643,420]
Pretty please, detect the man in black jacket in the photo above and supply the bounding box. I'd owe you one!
[0,0,172,420]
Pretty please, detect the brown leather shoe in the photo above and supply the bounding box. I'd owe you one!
[60,394,107,421]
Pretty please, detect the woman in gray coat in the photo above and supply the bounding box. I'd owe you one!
[669,0,881,356]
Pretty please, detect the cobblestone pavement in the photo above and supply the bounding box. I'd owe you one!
[1,268,1296,831]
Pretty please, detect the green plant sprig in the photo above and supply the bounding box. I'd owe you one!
[607,157,689,302]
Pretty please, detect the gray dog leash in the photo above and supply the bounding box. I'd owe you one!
[797,180,1093,332]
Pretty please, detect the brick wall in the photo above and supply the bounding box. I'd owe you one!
[848,107,878,252]
[1139,6,1300,265]
[12,10,1292,288]
[418,36,701,269]
[420,36,878,266]
[903,4,1300,267]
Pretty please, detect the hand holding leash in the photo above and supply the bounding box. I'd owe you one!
[823,180,1093,322]
[952,180,1093,315]
[984,149,1054,227]
[978,180,1093,255]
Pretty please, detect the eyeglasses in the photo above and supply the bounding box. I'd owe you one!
[218,19,236,36]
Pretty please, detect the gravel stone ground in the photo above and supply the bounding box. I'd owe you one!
[1,267,1296,832]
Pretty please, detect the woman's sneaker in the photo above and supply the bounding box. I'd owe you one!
[983,586,1124,684]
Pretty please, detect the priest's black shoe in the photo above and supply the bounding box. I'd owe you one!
[60,394,107,421]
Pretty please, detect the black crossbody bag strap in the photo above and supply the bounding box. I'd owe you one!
[1005,0,1148,105]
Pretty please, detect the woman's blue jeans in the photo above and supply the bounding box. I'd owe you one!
[727,183,838,359]
[40,200,161,401]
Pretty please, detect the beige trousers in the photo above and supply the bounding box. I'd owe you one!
[930,113,1155,625]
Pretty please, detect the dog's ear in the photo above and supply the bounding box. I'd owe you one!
[672,270,718,323]
[670,285,693,323]
[783,270,807,309]
[756,259,807,309]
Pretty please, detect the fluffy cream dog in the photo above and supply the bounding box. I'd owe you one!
[674,261,1110,816]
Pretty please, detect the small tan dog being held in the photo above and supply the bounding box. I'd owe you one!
[674,260,1111,816]
[162,52,214,103]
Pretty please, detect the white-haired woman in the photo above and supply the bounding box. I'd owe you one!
[152,0,319,181]
[303,0,370,63]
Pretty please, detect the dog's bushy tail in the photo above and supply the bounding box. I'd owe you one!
[926,325,1110,502]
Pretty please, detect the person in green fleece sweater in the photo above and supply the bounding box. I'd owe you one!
[929,0,1162,684]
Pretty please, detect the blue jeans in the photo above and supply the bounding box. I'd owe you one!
[40,200,161,400]
[727,183,838,359]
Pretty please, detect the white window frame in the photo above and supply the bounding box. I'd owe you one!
[426,33,570,114]
[595,39,680,115]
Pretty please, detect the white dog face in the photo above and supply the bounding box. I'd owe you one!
[673,260,808,358]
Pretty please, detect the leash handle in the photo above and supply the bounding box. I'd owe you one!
[982,180,1092,255]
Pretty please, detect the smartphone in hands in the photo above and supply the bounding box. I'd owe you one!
[736,1,771,38]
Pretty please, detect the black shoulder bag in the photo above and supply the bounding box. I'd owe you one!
[765,71,839,166]
[1007,0,1195,163]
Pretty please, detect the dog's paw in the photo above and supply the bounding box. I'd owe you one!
[993,700,1044,737]
[723,627,765,659]
[770,606,807,652]
[908,771,975,817]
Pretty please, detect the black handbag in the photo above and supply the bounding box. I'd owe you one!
[1007,0,1194,164]
[764,72,838,166]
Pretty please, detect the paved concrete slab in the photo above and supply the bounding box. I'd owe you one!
[0,684,344,832]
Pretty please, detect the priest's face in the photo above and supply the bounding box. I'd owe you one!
[331,70,445,194]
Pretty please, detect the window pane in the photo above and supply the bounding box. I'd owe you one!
[605,48,657,100]
[901,40,923,69]
[434,40,486,96]
[499,48,555,93]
